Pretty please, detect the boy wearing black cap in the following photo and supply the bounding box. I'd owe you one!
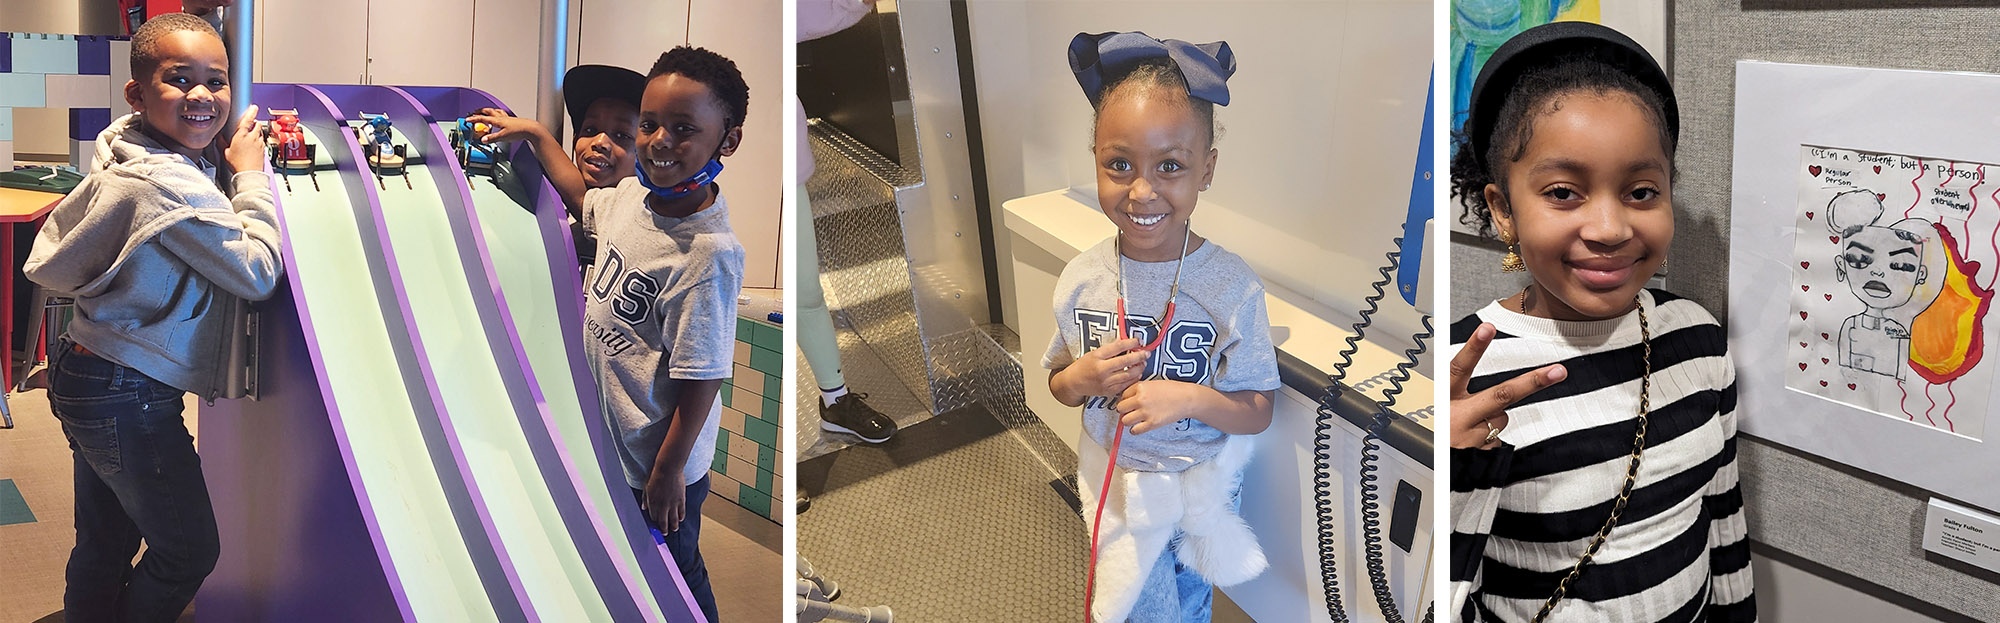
[484,64,647,266]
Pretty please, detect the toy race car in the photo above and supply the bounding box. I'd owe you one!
[356,112,412,190]
[448,117,504,177]
[265,109,319,192]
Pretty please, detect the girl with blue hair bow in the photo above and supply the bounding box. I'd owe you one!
[1046,30,1279,623]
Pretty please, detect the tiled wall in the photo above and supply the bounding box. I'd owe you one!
[0,33,129,168]
[711,314,783,523]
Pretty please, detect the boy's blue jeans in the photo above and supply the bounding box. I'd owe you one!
[633,475,720,622]
[49,340,219,623]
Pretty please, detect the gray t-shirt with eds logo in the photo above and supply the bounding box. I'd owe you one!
[1041,237,1280,473]
[582,177,744,488]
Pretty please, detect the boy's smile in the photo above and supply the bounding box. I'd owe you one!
[1489,92,1674,320]
[637,74,740,190]
[1093,91,1217,262]
[125,30,231,161]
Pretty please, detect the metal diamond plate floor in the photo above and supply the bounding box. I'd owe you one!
[797,402,1086,621]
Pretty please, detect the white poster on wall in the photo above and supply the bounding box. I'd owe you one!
[1732,61,2000,514]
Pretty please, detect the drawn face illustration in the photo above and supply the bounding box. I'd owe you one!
[1839,225,1927,309]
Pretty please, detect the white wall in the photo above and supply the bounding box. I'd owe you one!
[967,0,1434,346]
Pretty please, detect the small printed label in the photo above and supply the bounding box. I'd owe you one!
[1922,498,2000,571]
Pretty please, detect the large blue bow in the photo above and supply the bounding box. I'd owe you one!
[1069,31,1236,107]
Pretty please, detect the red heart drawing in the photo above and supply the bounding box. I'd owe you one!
[1802,261,1812,269]
[1807,211,1816,220]
[1821,380,1829,387]
[1801,342,1809,348]
[1802,285,1810,291]
[1848,383,1857,390]
[1876,193,1887,201]
[1822,357,1831,364]
[1825,294,1833,301]
[1874,166,1882,173]
[1822,332,1831,339]
[1801,312,1810,320]
[1810,165,1824,176]
[1830,236,1841,243]
[1799,363,1809,370]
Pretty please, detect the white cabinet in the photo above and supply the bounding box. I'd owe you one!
[255,0,370,86]
[469,0,541,117]
[256,0,539,119]
[365,0,473,88]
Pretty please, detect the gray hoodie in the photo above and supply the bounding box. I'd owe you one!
[25,113,283,397]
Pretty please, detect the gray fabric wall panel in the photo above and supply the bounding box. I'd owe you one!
[1447,235,1528,320]
[1676,0,2000,617]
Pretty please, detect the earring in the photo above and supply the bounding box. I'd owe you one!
[1201,183,1210,191]
[1498,230,1526,273]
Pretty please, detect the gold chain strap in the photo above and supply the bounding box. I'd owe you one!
[1531,294,1651,623]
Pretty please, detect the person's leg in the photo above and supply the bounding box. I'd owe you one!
[50,350,219,623]
[114,378,219,623]
[1172,556,1214,622]
[659,475,720,622]
[796,184,845,396]
[1122,537,1182,623]
[60,424,142,623]
[797,185,897,443]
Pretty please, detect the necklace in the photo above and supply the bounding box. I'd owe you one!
[1113,224,1192,352]
[1085,219,1192,622]
[1532,293,1652,622]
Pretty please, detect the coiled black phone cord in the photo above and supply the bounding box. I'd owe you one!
[1314,238,1435,623]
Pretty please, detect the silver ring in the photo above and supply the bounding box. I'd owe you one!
[1484,419,1503,443]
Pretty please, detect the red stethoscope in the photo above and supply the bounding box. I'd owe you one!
[1084,221,1190,622]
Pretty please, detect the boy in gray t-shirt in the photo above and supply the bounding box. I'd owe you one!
[1043,238,1279,472]
[581,177,742,494]
[475,46,748,623]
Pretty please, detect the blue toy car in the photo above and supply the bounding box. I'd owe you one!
[449,117,503,175]
[355,112,410,190]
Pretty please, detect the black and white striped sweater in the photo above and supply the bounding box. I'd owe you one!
[1447,289,1756,623]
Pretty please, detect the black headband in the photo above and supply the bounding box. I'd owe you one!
[1069,31,1235,107]
[1466,21,1676,168]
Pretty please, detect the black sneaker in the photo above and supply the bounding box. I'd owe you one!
[819,393,897,443]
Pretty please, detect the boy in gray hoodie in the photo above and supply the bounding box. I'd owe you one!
[24,13,281,622]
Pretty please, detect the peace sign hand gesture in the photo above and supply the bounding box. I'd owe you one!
[1450,322,1567,449]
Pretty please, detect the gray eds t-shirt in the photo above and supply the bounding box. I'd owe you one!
[581,177,744,488]
[1042,237,1280,472]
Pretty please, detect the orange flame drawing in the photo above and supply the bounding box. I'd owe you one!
[1910,223,1992,383]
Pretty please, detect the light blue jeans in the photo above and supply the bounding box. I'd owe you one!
[1124,488,1242,623]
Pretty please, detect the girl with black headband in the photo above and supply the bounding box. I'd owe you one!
[1045,31,1278,623]
[1445,22,1755,623]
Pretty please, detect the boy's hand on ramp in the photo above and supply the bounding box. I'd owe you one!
[467,109,546,146]
[224,105,265,175]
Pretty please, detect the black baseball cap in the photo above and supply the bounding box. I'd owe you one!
[1466,21,1677,168]
[562,64,646,140]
